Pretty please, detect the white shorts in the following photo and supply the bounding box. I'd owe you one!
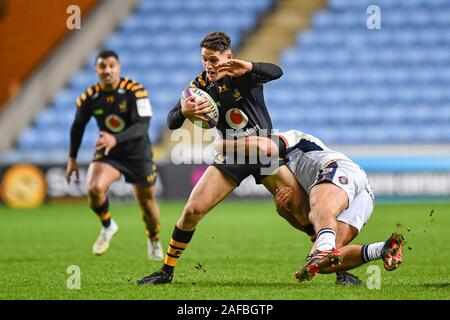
[337,184,375,232]
[312,160,375,232]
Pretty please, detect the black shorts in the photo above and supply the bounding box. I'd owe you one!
[94,156,157,187]
[212,159,286,186]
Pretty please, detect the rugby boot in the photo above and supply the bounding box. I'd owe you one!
[136,269,173,285]
[381,233,405,271]
[92,219,119,255]
[295,248,342,282]
[335,271,363,285]
[147,238,164,260]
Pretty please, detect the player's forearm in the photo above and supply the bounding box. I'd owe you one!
[251,62,283,81]
[167,103,186,130]
[217,136,278,157]
[115,121,149,144]
[69,123,85,158]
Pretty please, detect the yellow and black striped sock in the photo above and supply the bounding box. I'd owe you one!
[161,226,195,274]
[92,198,111,228]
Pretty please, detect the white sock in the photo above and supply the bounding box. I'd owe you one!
[316,228,336,251]
[361,242,384,262]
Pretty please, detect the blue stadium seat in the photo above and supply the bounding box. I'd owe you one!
[266,0,450,144]
[13,0,271,157]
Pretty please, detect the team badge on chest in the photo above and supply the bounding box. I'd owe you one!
[119,100,128,112]
[105,115,125,132]
[225,108,248,129]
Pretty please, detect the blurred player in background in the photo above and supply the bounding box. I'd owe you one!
[65,50,163,260]
[137,31,311,285]
[218,130,405,283]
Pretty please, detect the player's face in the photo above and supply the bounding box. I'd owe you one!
[96,56,121,88]
[201,48,231,82]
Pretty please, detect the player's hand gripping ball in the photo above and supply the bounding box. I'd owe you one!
[180,87,219,129]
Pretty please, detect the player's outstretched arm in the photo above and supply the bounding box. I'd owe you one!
[250,62,283,81]
[214,136,279,157]
[217,59,253,77]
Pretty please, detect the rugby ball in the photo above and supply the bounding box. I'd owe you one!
[180,87,219,129]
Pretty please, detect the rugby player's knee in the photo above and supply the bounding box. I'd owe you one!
[87,182,106,197]
[183,202,207,223]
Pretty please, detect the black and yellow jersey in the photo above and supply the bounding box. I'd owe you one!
[69,77,153,161]
[167,62,283,139]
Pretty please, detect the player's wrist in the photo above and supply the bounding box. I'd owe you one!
[246,61,253,73]
[180,106,190,119]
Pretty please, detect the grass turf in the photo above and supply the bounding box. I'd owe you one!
[0,200,449,300]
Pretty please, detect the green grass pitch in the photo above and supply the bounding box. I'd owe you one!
[0,200,449,300]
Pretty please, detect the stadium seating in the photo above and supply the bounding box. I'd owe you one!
[267,0,450,144]
[8,0,272,163]
[5,0,450,165]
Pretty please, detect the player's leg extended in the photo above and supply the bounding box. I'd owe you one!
[295,183,348,281]
[321,234,406,274]
[176,166,237,230]
[261,165,311,230]
[317,206,405,275]
[136,166,237,285]
[86,161,121,255]
[133,185,163,260]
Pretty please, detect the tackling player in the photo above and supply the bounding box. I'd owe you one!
[66,50,163,260]
[136,32,310,285]
[217,130,405,282]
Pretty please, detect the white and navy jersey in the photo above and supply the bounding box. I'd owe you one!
[277,130,352,193]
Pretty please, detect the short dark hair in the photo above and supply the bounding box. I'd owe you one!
[95,50,119,64]
[200,32,231,52]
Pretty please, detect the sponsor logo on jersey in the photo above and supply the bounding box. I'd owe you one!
[105,115,125,132]
[94,109,104,115]
[339,176,349,185]
[228,125,261,138]
[225,108,248,129]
